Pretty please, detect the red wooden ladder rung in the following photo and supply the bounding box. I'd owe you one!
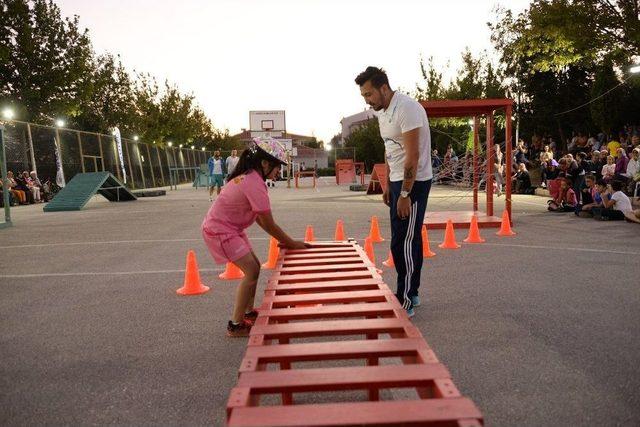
[268,270,378,284]
[277,263,372,274]
[262,289,394,307]
[281,256,365,266]
[257,302,398,321]
[266,278,385,294]
[228,398,482,427]
[249,318,420,341]
[239,338,433,371]
[236,363,451,393]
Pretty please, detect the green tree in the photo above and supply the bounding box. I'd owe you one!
[0,0,94,122]
[344,120,384,171]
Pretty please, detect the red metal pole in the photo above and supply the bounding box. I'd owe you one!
[505,105,513,221]
[473,116,479,212]
[486,112,494,217]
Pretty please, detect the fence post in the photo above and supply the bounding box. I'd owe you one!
[1,124,12,227]
[137,144,146,189]
[124,141,135,188]
[97,134,105,171]
[146,144,155,187]
[112,136,122,181]
[26,123,37,175]
[155,146,165,186]
[76,131,86,173]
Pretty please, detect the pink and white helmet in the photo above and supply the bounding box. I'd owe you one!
[251,137,288,166]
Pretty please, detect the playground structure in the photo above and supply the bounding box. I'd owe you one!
[335,159,365,185]
[366,163,387,195]
[422,99,513,229]
[294,170,316,189]
[43,172,136,212]
[226,241,483,426]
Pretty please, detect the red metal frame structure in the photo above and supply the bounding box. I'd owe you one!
[420,99,514,229]
[335,159,365,185]
[226,241,483,426]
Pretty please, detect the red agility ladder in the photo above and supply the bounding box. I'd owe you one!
[226,241,483,426]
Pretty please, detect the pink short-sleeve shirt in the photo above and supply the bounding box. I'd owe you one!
[202,170,270,235]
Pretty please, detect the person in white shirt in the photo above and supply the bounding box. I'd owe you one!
[225,149,240,178]
[624,148,639,194]
[600,180,640,222]
[355,66,432,317]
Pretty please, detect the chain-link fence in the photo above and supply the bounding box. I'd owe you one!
[1,120,216,190]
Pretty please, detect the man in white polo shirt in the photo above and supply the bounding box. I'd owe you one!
[355,66,433,317]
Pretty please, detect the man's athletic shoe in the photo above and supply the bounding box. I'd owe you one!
[243,310,258,326]
[406,307,415,318]
[226,320,252,337]
[410,295,421,307]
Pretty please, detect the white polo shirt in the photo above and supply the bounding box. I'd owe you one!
[376,92,432,182]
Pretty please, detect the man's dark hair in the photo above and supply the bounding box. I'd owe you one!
[355,66,389,88]
[610,180,624,192]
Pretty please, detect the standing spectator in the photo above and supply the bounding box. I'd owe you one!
[493,143,504,196]
[225,149,240,178]
[207,150,226,201]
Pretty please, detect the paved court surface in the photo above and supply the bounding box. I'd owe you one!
[1,177,639,426]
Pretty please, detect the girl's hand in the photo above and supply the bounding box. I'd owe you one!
[283,240,311,250]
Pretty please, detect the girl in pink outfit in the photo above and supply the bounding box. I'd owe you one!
[202,137,308,337]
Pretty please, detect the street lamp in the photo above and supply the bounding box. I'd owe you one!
[167,141,173,147]
[133,135,139,141]
[179,144,183,148]
[201,147,205,151]
[55,119,65,127]
[630,64,640,74]
[2,108,14,120]
[191,145,195,149]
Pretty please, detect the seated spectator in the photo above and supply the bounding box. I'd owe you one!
[0,180,17,207]
[614,147,629,183]
[576,175,599,217]
[540,144,554,162]
[590,151,604,179]
[548,178,577,212]
[599,180,640,222]
[624,148,639,194]
[540,155,559,188]
[14,171,35,204]
[601,155,616,182]
[6,171,27,205]
[607,138,621,156]
[587,133,600,152]
[21,171,41,202]
[29,171,46,201]
[514,139,529,166]
[512,163,535,194]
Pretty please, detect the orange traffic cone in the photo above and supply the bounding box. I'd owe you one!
[496,210,516,236]
[261,237,280,269]
[364,237,383,274]
[464,214,485,243]
[176,250,210,295]
[422,224,436,258]
[219,262,245,280]
[334,220,345,241]
[304,225,315,242]
[382,250,395,268]
[369,216,384,243]
[438,219,461,249]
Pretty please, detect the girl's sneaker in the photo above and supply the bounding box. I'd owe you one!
[226,320,252,337]
[243,310,259,326]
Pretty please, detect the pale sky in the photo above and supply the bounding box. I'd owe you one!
[56,0,531,143]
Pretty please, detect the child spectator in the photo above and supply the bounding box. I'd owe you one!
[601,155,616,182]
[576,175,599,217]
[548,178,577,212]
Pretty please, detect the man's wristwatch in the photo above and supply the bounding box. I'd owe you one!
[400,190,410,199]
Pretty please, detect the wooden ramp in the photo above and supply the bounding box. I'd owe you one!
[43,172,136,212]
[226,241,483,426]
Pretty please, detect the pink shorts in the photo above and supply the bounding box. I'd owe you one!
[202,229,252,264]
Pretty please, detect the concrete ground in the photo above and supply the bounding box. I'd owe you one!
[1,177,639,426]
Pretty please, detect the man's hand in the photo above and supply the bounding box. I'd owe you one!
[382,189,391,206]
[397,196,411,220]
